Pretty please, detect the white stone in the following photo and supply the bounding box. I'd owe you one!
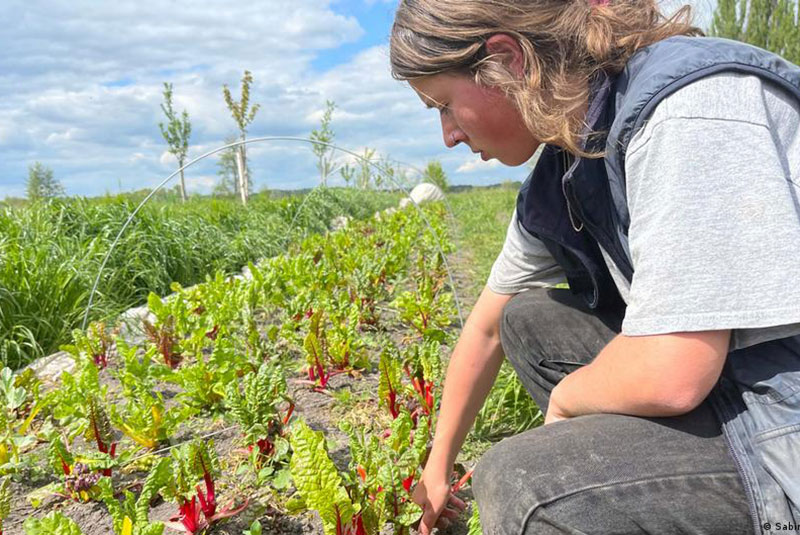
[400,183,446,208]
[330,215,351,231]
[26,350,75,385]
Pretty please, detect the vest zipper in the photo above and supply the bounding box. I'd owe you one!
[561,152,584,233]
[709,385,763,535]
[562,154,635,280]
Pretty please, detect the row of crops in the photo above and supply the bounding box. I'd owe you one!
[0,202,486,534]
[0,189,400,369]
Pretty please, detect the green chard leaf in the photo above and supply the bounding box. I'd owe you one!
[23,511,85,535]
[289,420,357,535]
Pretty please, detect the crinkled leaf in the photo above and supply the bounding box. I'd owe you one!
[23,511,85,535]
[0,477,10,519]
[272,467,292,490]
[289,420,356,534]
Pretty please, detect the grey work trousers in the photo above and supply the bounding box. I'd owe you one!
[471,288,753,535]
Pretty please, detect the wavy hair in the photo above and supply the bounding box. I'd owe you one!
[390,0,703,157]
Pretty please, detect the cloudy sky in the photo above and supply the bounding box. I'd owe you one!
[0,0,717,198]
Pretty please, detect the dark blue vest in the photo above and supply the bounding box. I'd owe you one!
[517,36,800,533]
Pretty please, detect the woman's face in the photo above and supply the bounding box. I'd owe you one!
[409,72,540,166]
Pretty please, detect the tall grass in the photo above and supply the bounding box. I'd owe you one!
[0,189,399,368]
[448,186,543,442]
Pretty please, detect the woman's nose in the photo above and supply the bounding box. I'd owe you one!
[441,115,465,148]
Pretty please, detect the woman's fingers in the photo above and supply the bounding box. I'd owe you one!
[439,506,460,520]
[419,503,441,535]
[434,516,452,530]
[448,494,467,511]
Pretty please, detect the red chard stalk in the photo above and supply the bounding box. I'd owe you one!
[178,496,205,534]
[196,457,216,518]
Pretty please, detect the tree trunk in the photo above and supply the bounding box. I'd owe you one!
[235,145,248,206]
[241,142,250,200]
[178,162,187,202]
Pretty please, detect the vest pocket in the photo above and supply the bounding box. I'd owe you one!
[748,388,800,514]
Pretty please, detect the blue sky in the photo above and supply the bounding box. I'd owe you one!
[0,0,717,198]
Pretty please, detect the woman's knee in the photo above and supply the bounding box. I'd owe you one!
[472,424,571,535]
[500,288,614,376]
[471,411,747,535]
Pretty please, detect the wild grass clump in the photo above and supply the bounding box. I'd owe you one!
[0,189,399,369]
[448,186,544,442]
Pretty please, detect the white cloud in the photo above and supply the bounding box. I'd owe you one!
[0,0,377,195]
[5,0,627,195]
[185,175,217,193]
[457,157,502,173]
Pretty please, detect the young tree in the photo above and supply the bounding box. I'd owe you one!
[422,160,449,191]
[710,0,800,64]
[223,70,260,205]
[158,82,192,202]
[310,100,337,187]
[215,136,252,196]
[26,162,64,200]
[340,147,376,189]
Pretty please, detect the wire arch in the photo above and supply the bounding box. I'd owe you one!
[82,136,465,332]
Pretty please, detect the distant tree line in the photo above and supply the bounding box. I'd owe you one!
[710,0,799,64]
[23,70,450,203]
[25,162,63,200]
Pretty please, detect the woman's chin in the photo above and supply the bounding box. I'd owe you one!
[497,155,528,167]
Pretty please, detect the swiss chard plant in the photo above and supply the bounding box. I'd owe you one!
[391,253,456,341]
[172,337,246,413]
[0,477,9,535]
[85,394,117,476]
[163,439,248,534]
[377,343,442,427]
[111,389,184,450]
[23,511,85,535]
[401,340,444,421]
[303,310,331,390]
[112,341,187,449]
[378,349,403,420]
[45,436,117,503]
[0,368,41,474]
[289,420,365,535]
[289,414,429,535]
[326,302,369,371]
[98,456,170,535]
[144,293,183,368]
[61,321,113,369]
[225,361,293,479]
[52,359,108,441]
[340,412,430,535]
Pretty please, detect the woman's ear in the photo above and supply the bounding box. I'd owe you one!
[485,34,526,78]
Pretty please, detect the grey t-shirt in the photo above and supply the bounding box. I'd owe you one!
[487,72,800,351]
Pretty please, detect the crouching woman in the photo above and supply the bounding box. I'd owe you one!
[389,0,800,533]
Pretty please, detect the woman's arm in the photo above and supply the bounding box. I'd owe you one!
[546,330,731,424]
[413,285,513,534]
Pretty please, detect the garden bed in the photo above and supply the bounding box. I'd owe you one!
[2,202,482,535]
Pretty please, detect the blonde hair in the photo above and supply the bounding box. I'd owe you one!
[390,0,703,157]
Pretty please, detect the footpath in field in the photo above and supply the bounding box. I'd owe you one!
[1,187,542,535]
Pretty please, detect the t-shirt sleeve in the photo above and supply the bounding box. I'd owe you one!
[487,208,566,294]
[621,73,800,348]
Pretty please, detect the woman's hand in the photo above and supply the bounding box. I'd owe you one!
[412,468,467,535]
[544,384,570,425]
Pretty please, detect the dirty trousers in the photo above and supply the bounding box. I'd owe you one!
[472,288,753,535]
